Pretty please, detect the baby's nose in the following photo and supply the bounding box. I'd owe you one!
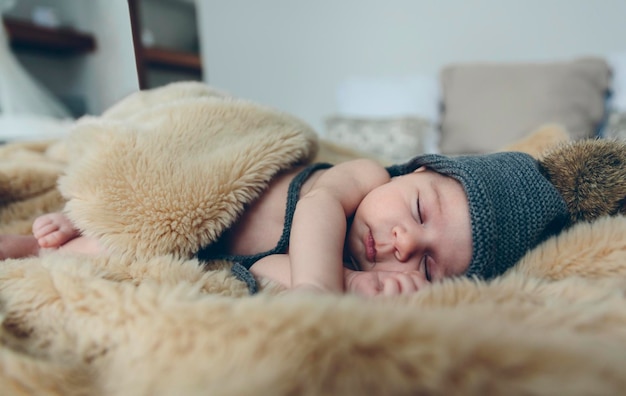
[393,225,419,262]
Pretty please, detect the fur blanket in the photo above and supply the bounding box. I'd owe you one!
[2,82,626,395]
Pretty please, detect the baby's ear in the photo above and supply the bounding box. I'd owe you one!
[538,139,626,224]
[413,166,427,173]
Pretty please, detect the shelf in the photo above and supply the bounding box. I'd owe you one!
[3,17,96,55]
[142,47,202,74]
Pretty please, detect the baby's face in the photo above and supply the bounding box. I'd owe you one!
[346,167,472,282]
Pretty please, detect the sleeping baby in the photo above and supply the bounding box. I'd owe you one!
[0,151,570,296]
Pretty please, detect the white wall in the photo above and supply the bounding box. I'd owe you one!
[197,0,626,135]
[72,0,139,114]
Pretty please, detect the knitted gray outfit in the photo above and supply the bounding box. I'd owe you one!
[386,152,569,280]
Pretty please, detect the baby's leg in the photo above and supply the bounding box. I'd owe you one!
[1,213,103,260]
[57,235,104,255]
[0,235,39,259]
[32,212,80,248]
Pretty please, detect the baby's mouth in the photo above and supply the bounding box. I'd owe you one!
[365,231,377,263]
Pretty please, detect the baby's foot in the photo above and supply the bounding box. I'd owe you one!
[0,235,39,259]
[32,213,80,249]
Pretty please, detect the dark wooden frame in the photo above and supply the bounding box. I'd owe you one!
[3,17,96,55]
[127,0,202,89]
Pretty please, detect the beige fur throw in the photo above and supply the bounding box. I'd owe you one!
[2,82,626,395]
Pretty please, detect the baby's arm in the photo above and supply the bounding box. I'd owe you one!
[289,159,389,293]
[251,257,430,296]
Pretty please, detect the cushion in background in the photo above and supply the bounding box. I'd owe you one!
[439,58,611,155]
[607,52,626,113]
[325,116,435,163]
[328,74,440,162]
[604,111,626,140]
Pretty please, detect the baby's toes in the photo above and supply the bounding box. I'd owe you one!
[37,229,72,248]
[32,221,59,240]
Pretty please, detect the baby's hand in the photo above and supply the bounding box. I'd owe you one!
[344,269,430,297]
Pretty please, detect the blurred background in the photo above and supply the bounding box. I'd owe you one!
[2,0,626,156]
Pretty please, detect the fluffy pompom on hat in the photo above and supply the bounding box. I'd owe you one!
[539,138,626,224]
[386,152,569,280]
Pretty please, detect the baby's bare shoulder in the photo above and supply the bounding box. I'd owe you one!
[329,159,389,187]
[304,160,389,210]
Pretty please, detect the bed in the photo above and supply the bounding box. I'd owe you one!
[2,81,626,395]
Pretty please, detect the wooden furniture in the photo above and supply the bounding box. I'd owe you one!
[127,0,202,89]
[2,4,144,117]
[3,17,96,55]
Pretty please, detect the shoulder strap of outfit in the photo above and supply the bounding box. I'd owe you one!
[196,162,333,293]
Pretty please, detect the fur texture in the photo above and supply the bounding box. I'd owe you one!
[540,138,626,223]
[58,82,318,258]
[0,141,66,234]
[497,123,571,158]
[1,82,626,395]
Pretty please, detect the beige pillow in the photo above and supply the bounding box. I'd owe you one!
[439,58,611,154]
[604,111,626,140]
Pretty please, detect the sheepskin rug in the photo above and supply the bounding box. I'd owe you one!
[1,82,626,395]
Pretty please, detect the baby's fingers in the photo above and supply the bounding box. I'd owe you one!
[382,272,428,296]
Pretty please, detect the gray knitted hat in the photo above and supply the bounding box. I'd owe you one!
[386,152,569,280]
